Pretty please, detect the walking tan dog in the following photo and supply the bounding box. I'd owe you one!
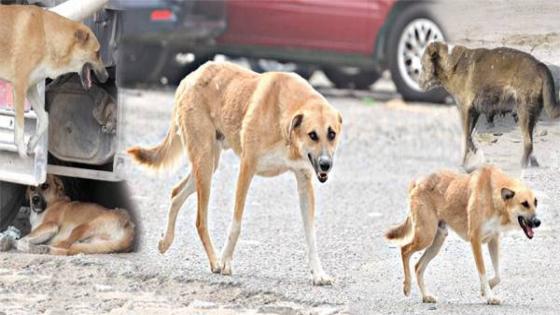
[385,165,540,304]
[128,61,342,285]
[418,41,560,169]
[0,4,108,157]
[15,175,134,255]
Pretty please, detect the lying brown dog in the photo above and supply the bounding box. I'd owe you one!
[386,165,540,304]
[15,175,134,255]
[0,4,108,157]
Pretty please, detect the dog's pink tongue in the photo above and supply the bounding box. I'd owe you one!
[527,227,534,238]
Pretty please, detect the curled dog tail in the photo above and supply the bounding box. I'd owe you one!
[127,118,183,171]
[384,216,414,247]
[540,63,560,119]
[49,237,132,256]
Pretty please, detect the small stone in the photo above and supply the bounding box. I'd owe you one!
[190,300,217,309]
[539,129,548,136]
[94,284,113,292]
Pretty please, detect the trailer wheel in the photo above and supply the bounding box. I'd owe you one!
[0,181,26,231]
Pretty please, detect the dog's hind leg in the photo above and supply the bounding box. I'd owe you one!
[51,223,94,249]
[158,173,195,254]
[519,108,539,168]
[26,83,48,155]
[293,170,332,285]
[401,195,438,297]
[488,236,500,289]
[415,221,448,303]
[186,126,222,273]
[219,154,255,276]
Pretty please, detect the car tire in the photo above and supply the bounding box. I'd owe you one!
[249,59,314,80]
[387,4,448,103]
[0,181,25,231]
[323,67,381,90]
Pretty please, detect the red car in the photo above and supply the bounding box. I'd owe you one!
[118,0,447,102]
[215,0,447,102]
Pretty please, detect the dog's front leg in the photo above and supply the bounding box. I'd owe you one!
[26,83,48,155]
[219,157,256,275]
[459,105,480,169]
[488,236,501,289]
[12,80,29,158]
[16,223,58,254]
[295,170,333,286]
[470,235,500,304]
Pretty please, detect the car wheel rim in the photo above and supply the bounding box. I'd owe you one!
[397,18,444,92]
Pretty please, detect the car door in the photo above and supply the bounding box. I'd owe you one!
[220,0,391,55]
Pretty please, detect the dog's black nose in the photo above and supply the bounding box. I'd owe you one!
[532,217,541,228]
[318,157,331,172]
[32,196,40,205]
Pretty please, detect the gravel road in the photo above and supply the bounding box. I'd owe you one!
[2,82,559,314]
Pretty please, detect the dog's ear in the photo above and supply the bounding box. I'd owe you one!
[74,29,90,44]
[426,42,444,60]
[447,45,466,71]
[287,113,304,143]
[53,176,64,193]
[501,187,515,201]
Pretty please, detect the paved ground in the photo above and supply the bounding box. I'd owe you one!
[2,80,560,314]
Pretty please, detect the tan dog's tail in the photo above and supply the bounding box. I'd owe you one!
[540,63,560,119]
[49,237,132,256]
[127,119,183,171]
[384,216,414,247]
[385,179,416,246]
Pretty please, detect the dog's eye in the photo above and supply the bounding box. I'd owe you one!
[308,131,319,141]
[534,198,538,207]
[521,201,530,208]
[327,130,336,141]
[30,187,35,192]
[40,183,49,190]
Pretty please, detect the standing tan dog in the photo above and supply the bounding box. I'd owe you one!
[128,61,342,285]
[385,165,540,304]
[418,41,560,169]
[0,4,108,157]
[15,175,134,255]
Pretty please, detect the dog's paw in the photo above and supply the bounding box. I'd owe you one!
[403,281,411,296]
[486,295,502,305]
[218,259,232,275]
[422,295,437,303]
[157,237,171,254]
[53,240,71,249]
[530,156,540,168]
[312,273,334,286]
[28,244,50,255]
[489,276,501,289]
[210,260,222,274]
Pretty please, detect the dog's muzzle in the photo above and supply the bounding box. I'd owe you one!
[80,63,109,90]
[518,215,540,239]
[30,194,46,214]
[308,153,332,183]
